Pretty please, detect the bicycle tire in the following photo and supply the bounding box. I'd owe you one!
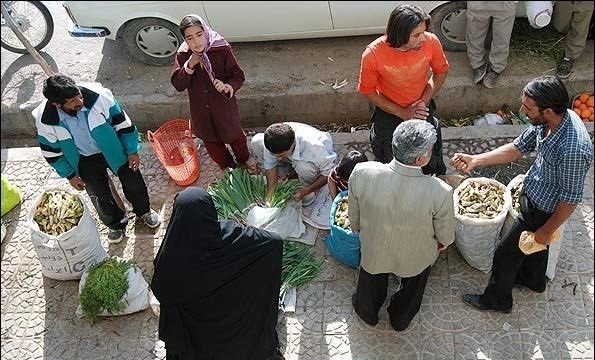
[1,1,54,54]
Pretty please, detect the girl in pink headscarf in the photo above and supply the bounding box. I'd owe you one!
[171,14,258,173]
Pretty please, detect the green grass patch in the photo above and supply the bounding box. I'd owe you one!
[509,18,565,67]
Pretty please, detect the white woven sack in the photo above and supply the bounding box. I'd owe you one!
[29,186,108,280]
[500,174,563,280]
[454,177,511,273]
[500,174,526,241]
[76,258,150,318]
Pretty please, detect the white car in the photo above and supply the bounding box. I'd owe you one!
[62,1,548,66]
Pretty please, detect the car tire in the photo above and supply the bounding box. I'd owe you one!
[121,18,183,66]
[430,1,467,52]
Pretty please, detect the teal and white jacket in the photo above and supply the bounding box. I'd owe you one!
[33,83,140,179]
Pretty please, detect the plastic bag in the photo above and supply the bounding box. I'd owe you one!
[247,200,305,239]
[519,227,561,255]
[500,174,526,241]
[1,175,21,216]
[473,113,504,126]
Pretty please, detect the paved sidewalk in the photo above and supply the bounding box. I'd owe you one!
[1,127,593,359]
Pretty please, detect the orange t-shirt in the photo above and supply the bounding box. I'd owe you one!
[358,32,449,108]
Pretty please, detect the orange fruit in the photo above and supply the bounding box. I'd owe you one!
[574,99,582,107]
[581,108,591,120]
[590,114,594,121]
[579,93,589,103]
[588,96,594,107]
[579,103,588,110]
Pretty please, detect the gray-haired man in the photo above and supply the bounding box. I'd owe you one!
[348,120,455,331]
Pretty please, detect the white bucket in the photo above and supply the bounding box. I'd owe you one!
[525,1,553,28]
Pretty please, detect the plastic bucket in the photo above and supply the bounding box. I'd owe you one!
[147,119,200,186]
[525,1,553,28]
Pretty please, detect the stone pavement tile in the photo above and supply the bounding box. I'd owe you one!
[323,305,356,335]
[279,307,324,335]
[418,303,454,333]
[549,301,590,330]
[295,281,324,309]
[556,245,580,275]
[429,252,449,278]
[578,274,594,321]
[103,337,139,360]
[324,281,356,308]
[447,246,481,277]
[519,301,555,331]
[135,336,165,360]
[520,330,560,360]
[76,337,110,359]
[419,333,455,360]
[556,330,594,359]
[574,247,595,274]
[484,331,523,360]
[450,302,484,334]
[41,335,81,360]
[421,276,451,305]
[549,274,585,302]
[481,305,521,333]
[317,256,357,283]
[324,332,421,360]
[1,338,44,359]
[454,332,489,359]
[280,333,322,360]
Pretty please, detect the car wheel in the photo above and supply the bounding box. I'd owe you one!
[430,1,467,52]
[121,18,183,66]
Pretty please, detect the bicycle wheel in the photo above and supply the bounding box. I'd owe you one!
[1,1,54,54]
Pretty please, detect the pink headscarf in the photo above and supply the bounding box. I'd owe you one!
[178,14,229,81]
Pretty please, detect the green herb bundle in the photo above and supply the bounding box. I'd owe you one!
[280,242,323,297]
[269,178,300,208]
[208,168,300,223]
[79,257,136,324]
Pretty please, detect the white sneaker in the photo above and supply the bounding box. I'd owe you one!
[141,210,161,228]
[107,229,124,244]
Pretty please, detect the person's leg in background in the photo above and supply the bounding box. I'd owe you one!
[203,140,236,169]
[466,2,491,84]
[553,1,595,78]
[483,2,516,88]
[228,132,258,173]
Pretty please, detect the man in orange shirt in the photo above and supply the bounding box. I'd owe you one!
[358,4,449,175]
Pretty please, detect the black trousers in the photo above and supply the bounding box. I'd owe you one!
[480,193,553,310]
[352,265,431,331]
[78,153,150,230]
[369,100,446,176]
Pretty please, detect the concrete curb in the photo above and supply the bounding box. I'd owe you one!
[3,124,592,163]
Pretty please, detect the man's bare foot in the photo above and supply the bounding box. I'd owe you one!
[244,157,260,174]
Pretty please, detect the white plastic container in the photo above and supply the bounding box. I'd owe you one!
[525,1,553,28]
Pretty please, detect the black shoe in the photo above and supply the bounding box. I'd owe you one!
[472,64,487,84]
[556,58,574,79]
[482,67,499,89]
[462,294,512,314]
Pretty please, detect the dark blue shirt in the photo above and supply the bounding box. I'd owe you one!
[513,110,593,213]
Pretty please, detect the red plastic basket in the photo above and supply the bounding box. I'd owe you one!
[147,119,200,186]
